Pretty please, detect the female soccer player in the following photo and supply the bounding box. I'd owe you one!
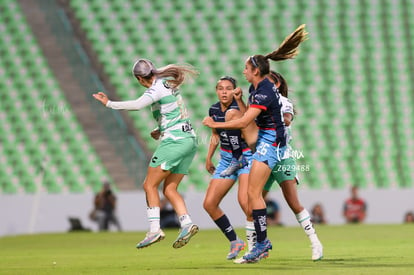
[93,59,199,249]
[215,70,324,262]
[203,76,253,260]
[262,71,323,261]
[203,24,308,263]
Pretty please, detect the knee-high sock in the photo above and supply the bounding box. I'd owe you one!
[226,129,243,159]
[252,208,267,243]
[296,209,320,244]
[214,214,237,242]
[147,207,160,232]
[245,220,256,251]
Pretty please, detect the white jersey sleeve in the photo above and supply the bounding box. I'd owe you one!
[280,96,294,119]
[106,94,153,110]
[105,79,164,110]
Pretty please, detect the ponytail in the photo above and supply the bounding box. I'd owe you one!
[265,24,308,61]
[154,64,198,89]
[249,24,308,76]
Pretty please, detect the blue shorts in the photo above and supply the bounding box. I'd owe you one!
[253,130,291,170]
[212,149,253,181]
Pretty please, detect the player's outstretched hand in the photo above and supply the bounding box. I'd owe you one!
[93,92,109,106]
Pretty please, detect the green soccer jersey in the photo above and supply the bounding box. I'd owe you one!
[147,79,195,140]
[106,78,195,140]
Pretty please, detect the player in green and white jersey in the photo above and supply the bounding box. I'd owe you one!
[93,59,199,250]
[262,71,323,261]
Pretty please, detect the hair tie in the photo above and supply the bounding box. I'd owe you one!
[250,56,258,68]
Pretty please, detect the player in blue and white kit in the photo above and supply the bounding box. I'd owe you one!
[203,76,254,260]
[203,24,309,263]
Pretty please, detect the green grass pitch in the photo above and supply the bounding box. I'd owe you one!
[1,224,413,274]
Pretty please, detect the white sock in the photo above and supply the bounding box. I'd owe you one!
[147,207,160,232]
[245,220,256,252]
[178,214,192,227]
[296,209,320,244]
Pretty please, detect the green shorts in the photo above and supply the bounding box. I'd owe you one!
[264,157,298,191]
[149,137,197,174]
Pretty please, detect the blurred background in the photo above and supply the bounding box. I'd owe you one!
[0,0,413,235]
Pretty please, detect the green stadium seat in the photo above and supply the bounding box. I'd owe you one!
[51,0,411,190]
[0,0,112,194]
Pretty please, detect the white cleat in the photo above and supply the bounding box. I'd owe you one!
[233,251,269,264]
[136,230,165,249]
[311,242,323,261]
[233,257,248,264]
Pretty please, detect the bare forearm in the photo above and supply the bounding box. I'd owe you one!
[235,98,247,114]
[212,118,249,129]
[206,135,219,160]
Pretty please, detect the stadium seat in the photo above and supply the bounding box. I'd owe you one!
[0,0,112,194]
[3,0,411,192]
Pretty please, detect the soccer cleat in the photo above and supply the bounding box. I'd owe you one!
[233,251,269,264]
[227,239,246,260]
[136,230,165,249]
[241,238,272,263]
[220,156,248,177]
[311,242,323,261]
[172,223,199,249]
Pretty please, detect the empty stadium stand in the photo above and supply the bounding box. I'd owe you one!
[0,0,412,193]
[68,0,413,190]
[0,0,111,193]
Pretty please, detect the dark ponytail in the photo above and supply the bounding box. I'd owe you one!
[249,24,308,76]
[265,24,308,62]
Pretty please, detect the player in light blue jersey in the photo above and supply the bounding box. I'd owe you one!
[93,59,199,250]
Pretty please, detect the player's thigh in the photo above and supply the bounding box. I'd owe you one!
[248,160,272,197]
[242,122,258,150]
[144,166,171,189]
[213,151,239,181]
[204,178,236,207]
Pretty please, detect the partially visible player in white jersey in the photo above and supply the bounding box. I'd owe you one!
[262,70,323,261]
[269,71,294,143]
[93,59,199,250]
